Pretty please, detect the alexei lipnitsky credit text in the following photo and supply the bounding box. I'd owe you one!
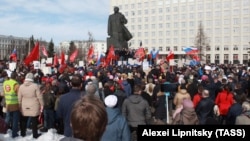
[137,125,249,141]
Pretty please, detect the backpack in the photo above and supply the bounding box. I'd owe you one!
[0,116,7,134]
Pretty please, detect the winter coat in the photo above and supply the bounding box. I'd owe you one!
[235,111,250,125]
[121,80,132,97]
[122,94,151,127]
[173,89,191,109]
[56,89,85,137]
[101,107,131,141]
[226,103,243,125]
[172,107,199,125]
[195,97,215,125]
[154,92,166,120]
[18,81,44,117]
[192,93,202,108]
[215,90,234,116]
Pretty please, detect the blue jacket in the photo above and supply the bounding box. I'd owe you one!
[56,89,84,137]
[101,107,131,141]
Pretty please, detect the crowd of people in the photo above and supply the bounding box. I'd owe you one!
[0,59,250,141]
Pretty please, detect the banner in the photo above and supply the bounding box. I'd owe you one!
[9,62,16,71]
[33,61,40,69]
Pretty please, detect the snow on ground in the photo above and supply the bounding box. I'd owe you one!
[0,129,65,141]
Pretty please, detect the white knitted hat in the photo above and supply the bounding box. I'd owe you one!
[104,95,118,108]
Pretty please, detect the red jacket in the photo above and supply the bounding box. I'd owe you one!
[215,90,234,116]
[193,93,202,108]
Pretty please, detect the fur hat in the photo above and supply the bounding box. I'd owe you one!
[25,73,34,82]
[104,95,118,108]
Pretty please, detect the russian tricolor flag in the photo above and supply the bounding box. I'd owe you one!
[183,47,198,54]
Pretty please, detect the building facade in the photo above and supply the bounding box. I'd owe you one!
[0,35,28,60]
[59,40,107,59]
[110,0,250,64]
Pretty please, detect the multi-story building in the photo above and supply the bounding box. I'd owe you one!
[0,35,52,61]
[110,0,250,64]
[59,40,107,58]
[0,35,28,60]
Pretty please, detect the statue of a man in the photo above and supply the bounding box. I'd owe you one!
[107,6,132,49]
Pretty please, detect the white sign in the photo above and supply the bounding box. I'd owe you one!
[169,59,175,66]
[41,58,46,64]
[9,63,16,71]
[134,59,141,65]
[142,61,150,71]
[42,67,51,75]
[118,61,123,66]
[46,57,53,64]
[128,58,134,65]
[79,61,84,67]
[33,61,40,69]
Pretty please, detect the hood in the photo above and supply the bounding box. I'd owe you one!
[128,95,143,104]
[179,89,187,95]
[106,107,120,124]
[23,81,34,86]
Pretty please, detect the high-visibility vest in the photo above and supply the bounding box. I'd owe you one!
[3,79,18,105]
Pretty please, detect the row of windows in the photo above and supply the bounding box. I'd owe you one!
[131,33,250,44]
[0,44,25,48]
[212,54,246,60]
[130,21,250,32]
[129,16,250,25]
[141,45,250,52]
[0,39,26,44]
[120,0,249,10]
[126,8,250,17]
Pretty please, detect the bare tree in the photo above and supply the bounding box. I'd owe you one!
[194,21,209,63]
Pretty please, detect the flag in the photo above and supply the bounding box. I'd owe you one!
[166,50,174,62]
[96,52,105,66]
[192,54,200,61]
[10,49,17,62]
[87,45,94,59]
[59,51,67,73]
[69,49,78,63]
[41,46,48,57]
[61,51,65,65]
[24,42,39,66]
[150,49,159,59]
[53,54,59,67]
[183,47,198,54]
[106,45,116,61]
[134,47,146,62]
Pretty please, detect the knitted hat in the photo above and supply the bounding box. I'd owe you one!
[104,95,118,108]
[25,73,34,82]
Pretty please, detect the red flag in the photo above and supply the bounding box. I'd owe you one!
[134,47,145,62]
[10,49,17,62]
[87,45,94,59]
[192,54,200,61]
[41,46,48,57]
[24,42,40,66]
[59,51,67,74]
[53,54,59,67]
[166,50,174,62]
[61,51,65,65]
[69,49,78,63]
[106,45,116,64]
